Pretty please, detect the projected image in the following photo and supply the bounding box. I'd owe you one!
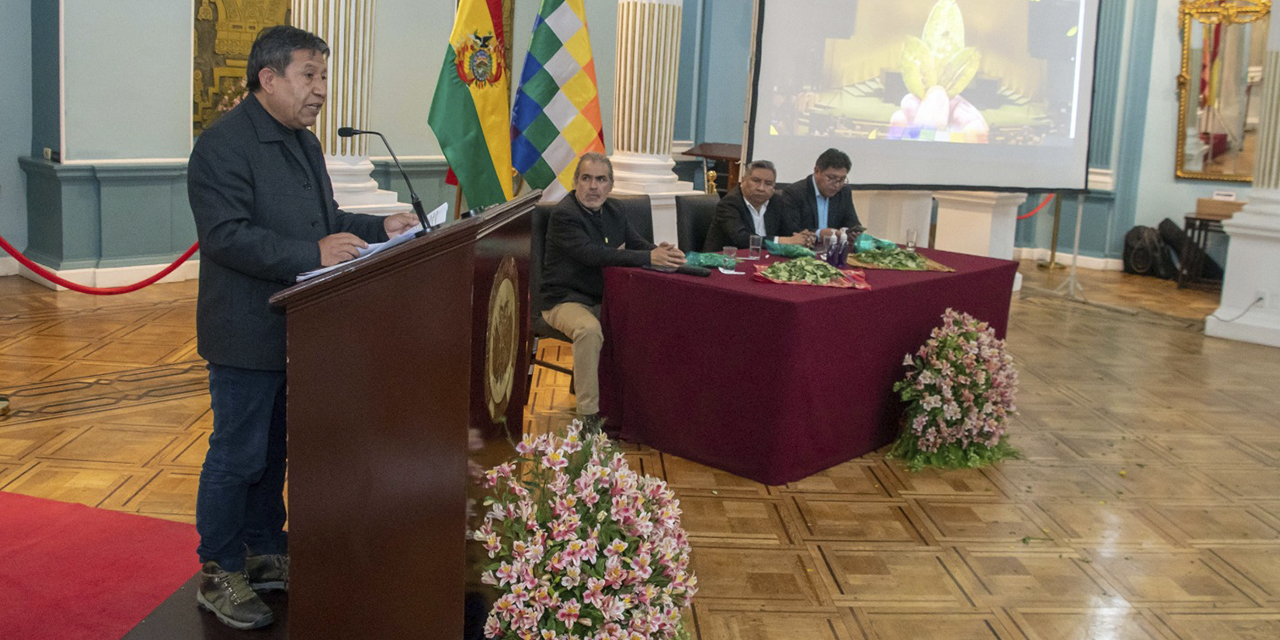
[766,0,1083,146]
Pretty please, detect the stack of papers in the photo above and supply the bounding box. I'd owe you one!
[296,203,447,282]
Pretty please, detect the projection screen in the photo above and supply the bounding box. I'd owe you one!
[746,0,1101,192]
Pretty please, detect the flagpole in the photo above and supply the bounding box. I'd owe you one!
[454,185,466,220]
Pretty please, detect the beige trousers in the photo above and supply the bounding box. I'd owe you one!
[542,302,603,415]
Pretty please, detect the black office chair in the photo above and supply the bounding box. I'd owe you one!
[675,193,720,253]
[528,203,575,385]
[611,194,654,244]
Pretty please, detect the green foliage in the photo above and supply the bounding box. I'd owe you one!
[889,309,1021,472]
[854,248,927,270]
[760,257,844,285]
[887,433,1021,472]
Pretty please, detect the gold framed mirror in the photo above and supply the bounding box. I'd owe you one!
[1176,0,1271,182]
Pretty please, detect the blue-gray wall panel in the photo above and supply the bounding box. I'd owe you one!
[1089,0,1127,169]
[28,0,56,158]
[1131,0,1249,232]
[368,1,454,157]
[19,158,100,269]
[697,0,753,146]
[673,0,703,143]
[2,0,32,249]
[95,165,189,267]
[62,0,190,160]
[372,159,454,216]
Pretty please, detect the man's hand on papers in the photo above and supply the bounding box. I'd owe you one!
[383,212,419,238]
[650,243,686,269]
[319,233,369,266]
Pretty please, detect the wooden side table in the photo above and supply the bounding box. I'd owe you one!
[682,142,743,193]
[1177,215,1226,289]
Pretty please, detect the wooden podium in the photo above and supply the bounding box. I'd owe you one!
[268,192,536,639]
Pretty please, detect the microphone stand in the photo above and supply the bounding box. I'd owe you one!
[338,127,433,236]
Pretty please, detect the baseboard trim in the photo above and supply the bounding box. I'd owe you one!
[1206,310,1280,348]
[1012,247,1123,271]
[0,257,17,277]
[17,259,200,291]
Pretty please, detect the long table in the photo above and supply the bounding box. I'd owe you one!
[598,248,1018,485]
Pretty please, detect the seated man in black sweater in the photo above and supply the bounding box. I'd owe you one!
[541,152,685,430]
[703,159,813,252]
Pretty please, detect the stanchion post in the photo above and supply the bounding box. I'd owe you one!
[1038,193,1066,270]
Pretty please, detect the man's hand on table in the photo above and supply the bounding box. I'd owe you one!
[650,243,686,268]
[779,231,814,246]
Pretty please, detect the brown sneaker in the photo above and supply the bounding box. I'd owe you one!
[196,561,274,630]
[245,553,289,592]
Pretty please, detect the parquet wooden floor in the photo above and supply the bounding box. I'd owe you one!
[3,263,1279,640]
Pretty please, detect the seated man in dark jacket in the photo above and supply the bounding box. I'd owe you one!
[541,152,685,430]
[779,148,863,240]
[703,160,813,252]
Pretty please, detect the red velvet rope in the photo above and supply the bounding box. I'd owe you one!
[1018,194,1054,220]
[0,233,199,295]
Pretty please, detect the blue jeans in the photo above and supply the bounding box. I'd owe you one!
[196,364,288,571]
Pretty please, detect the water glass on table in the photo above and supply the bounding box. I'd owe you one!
[722,246,737,262]
[748,235,762,260]
[815,233,831,255]
[905,228,918,252]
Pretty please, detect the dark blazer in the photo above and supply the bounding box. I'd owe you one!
[779,176,862,232]
[702,187,787,252]
[541,193,655,312]
[188,93,388,370]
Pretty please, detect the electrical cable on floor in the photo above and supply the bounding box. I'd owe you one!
[1209,296,1264,323]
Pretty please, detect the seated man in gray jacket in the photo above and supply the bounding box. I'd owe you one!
[541,153,685,430]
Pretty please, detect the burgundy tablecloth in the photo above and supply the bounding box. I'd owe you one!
[598,248,1018,485]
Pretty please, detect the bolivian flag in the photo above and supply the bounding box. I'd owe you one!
[428,0,514,208]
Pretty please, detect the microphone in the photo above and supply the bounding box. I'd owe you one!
[337,126,433,236]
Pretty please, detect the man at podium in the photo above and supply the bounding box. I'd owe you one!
[541,153,685,431]
[187,25,416,630]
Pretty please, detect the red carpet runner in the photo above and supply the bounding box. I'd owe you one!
[0,491,199,640]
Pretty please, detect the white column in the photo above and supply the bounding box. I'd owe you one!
[851,190,934,247]
[1206,35,1280,347]
[292,0,408,215]
[609,0,697,245]
[933,191,1027,291]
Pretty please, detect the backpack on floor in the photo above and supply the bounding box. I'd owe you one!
[1122,226,1176,279]
[1157,217,1224,280]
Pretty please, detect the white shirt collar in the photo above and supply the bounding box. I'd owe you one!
[744,197,769,236]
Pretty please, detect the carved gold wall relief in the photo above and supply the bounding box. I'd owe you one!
[193,0,292,137]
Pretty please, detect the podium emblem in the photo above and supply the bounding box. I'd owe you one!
[485,256,520,422]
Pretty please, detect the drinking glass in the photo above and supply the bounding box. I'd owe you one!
[905,228,918,252]
[815,233,831,255]
[722,246,737,260]
[748,235,762,260]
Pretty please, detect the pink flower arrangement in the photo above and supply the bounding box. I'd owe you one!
[475,421,697,640]
[890,308,1020,470]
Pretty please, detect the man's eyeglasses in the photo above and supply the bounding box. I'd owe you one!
[820,172,847,186]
